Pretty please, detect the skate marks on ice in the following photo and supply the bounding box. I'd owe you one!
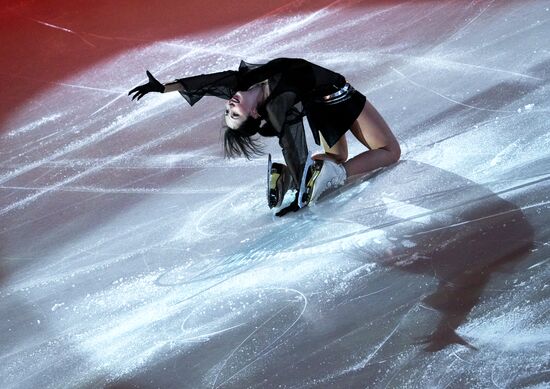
[149,160,542,388]
[5,161,538,389]
[303,160,546,387]
[70,172,390,388]
[102,287,309,389]
[47,178,352,388]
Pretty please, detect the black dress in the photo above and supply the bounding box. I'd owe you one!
[176,58,366,189]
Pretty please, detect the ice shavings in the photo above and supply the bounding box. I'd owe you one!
[489,140,521,167]
[51,303,65,312]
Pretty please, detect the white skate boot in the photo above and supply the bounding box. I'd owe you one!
[308,159,347,204]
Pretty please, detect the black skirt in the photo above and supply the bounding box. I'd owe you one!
[304,85,367,148]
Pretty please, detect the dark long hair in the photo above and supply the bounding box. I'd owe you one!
[222,115,278,159]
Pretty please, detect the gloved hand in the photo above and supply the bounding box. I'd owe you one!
[276,192,302,217]
[128,70,164,101]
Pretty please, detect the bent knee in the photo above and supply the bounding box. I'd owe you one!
[385,141,401,164]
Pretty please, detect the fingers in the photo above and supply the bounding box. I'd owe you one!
[128,85,144,100]
[128,85,148,101]
[146,70,156,82]
[129,90,145,101]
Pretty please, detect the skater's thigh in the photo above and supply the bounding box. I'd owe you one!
[350,100,398,150]
[320,132,348,162]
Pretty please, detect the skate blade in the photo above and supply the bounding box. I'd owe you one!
[268,171,281,208]
[301,162,322,206]
[297,153,315,209]
[266,153,273,207]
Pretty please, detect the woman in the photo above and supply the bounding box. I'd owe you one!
[128,58,400,216]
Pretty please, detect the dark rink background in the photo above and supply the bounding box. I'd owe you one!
[1,1,549,388]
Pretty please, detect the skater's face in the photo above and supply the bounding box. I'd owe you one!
[224,91,257,129]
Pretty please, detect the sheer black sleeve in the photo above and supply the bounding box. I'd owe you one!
[175,58,310,106]
[278,107,309,190]
[265,90,308,190]
[176,70,240,106]
[239,58,309,89]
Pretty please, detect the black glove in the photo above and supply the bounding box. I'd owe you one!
[276,192,302,217]
[128,70,164,101]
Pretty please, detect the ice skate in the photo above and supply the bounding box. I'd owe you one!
[307,159,347,204]
[267,154,292,208]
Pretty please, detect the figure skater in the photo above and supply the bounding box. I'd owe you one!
[128,58,400,216]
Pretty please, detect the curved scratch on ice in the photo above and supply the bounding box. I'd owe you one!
[212,288,308,389]
[391,66,518,114]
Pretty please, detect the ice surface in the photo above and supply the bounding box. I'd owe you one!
[1,1,549,388]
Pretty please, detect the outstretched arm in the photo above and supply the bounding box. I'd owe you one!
[129,58,308,104]
[128,69,238,103]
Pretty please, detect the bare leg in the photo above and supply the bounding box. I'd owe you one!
[313,133,348,163]
[344,99,400,177]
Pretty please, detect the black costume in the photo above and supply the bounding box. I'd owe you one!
[176,58,366,189]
